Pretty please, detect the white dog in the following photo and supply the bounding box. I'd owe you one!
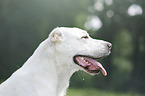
[0,27,112,96]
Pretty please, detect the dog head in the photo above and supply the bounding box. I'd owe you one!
[49,27,112,76]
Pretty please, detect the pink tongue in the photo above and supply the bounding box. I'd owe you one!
[83,57,107,76]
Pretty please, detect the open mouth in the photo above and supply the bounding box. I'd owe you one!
[73,55,107,76]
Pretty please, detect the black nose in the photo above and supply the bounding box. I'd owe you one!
[107,43,112,50]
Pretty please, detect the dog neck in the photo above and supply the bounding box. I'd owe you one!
[54,58,77,96]
[55,63,76,96]
[21,39,77,96]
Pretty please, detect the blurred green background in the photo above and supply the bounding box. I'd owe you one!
[0,0,145,96]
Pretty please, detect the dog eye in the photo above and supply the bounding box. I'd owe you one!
[81,36,89,39]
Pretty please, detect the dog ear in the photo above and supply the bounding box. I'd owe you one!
[49,28,63,43]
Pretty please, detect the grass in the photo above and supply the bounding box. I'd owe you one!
[66,88,144,96]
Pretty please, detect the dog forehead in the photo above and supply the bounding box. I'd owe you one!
[60,27,88,37]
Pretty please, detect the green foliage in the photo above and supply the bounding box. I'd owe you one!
[66,88,143,96]
[113,30,133,58]
[112,30,133,75]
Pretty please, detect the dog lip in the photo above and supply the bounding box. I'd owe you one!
[74,55,103,60]
[73,55,107,76]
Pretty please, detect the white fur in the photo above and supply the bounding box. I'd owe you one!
[0,27,111,96]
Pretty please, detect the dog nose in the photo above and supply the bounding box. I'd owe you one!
[107,43,112,50]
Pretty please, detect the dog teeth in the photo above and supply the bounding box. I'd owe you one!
[88,62,91,65]
[81,57,86,62]
[85,60,91,65]
[80,57,84,60]
[86,61,89,63]
[79,57,92,65]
